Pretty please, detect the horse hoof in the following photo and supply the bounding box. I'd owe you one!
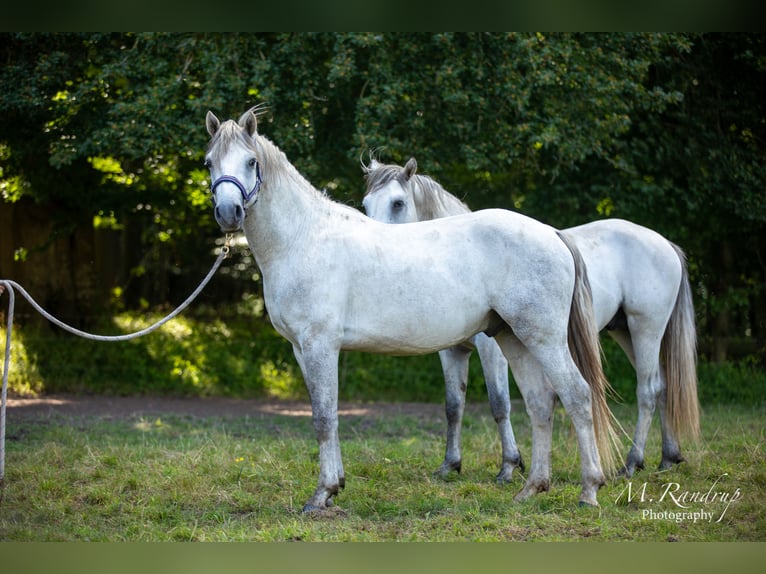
[434,461,461,480]
[578,500,599,508]
[658,455,685,471]
[302,504,324,513]
[496,455,525,484]
[495,466,516,484]
[513,489,534,503]
[619,457,645,477]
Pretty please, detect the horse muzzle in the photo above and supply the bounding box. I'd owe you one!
[210,173,261,233]
[214,201,245,232]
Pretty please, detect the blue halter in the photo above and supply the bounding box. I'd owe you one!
[210,162,262,204]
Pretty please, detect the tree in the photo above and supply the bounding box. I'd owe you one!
[627,33,766,360]
[1,33,764,361]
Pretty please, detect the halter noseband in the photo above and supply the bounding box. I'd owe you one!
[210,162,262,204]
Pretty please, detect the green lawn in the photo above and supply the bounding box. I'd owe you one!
[1,401,763,541]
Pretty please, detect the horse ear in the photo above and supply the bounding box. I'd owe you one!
[238,109,258,137]
[206,111,220,137]
[404,157,418,180]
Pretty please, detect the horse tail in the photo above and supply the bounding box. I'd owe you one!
[661,243,700,442]
[557,231,622,476]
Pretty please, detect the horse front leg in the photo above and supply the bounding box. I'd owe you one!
[293,343,344,512]
[436,345,472,478]
[475,332,524,482]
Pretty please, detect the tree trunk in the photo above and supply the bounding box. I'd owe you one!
[0,199,107,328]
[711,240,735,362]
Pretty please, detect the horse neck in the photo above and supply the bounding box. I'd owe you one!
[410,176,471,220]
[247,135,349,265]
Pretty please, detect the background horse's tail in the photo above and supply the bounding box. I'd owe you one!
[662,244,700,442]
[557,231,622,476]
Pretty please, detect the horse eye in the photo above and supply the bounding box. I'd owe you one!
[392,200,405,211]
[248,157,257,168]
[204,158,212,169]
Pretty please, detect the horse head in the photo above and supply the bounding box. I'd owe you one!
[204,108,263,232]
[362,157,419,224]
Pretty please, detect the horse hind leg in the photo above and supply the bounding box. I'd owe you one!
[474,332,524,482]
[608,329,647,476]
[494,332,556,500]
[545,356,609,507]
[657,388,685,469]
[611,319,684,477]
[501,329,613,505]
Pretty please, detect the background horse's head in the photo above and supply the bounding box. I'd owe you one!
[205,108,263,232]
[362,157,420,224]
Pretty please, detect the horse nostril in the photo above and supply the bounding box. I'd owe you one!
[235,205,243,221]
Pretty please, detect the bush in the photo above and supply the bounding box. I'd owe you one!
[2,309,764,405]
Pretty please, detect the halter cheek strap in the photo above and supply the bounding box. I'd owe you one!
[210,162,262,204]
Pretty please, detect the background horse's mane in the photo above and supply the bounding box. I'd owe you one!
[363,159,471,220]
[409,173,471,220]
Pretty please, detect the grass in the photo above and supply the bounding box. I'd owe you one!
[1,401,763,541]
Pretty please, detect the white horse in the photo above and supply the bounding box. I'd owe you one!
[362,157,700,480]
[204,108,620,511]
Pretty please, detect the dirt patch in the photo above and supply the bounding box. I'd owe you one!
[5,394,497,422]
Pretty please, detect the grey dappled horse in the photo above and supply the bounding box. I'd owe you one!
[363,157,699,482]
[204,108,620,511]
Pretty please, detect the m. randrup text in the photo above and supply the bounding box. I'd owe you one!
[615,473,742,523]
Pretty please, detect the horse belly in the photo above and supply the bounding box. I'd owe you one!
[342,271,493,355]
[341,314,492,355]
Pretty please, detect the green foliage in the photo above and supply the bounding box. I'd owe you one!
[1,32,765,386]
[2,309,297,398]
[696,359,766,405]
[3,308,764,405]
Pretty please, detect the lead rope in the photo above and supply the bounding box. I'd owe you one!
[0,235,233,491]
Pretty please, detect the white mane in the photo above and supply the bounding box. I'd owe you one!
[252,131,367,222]
[408,174,471,220]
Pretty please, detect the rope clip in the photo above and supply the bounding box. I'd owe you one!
[222,234,234,257]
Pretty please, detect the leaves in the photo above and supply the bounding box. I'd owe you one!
[1,33,765,352]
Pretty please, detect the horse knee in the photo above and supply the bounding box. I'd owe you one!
[445,396,465,425]
[312,413,336,441]
[636,376,662,411]
[488,393,511,422]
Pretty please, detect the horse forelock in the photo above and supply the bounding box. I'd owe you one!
[207,120,257,163]
[363,162,410,196]
[207,120,303,188]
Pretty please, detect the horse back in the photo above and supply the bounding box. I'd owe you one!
[565,219,683,327]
